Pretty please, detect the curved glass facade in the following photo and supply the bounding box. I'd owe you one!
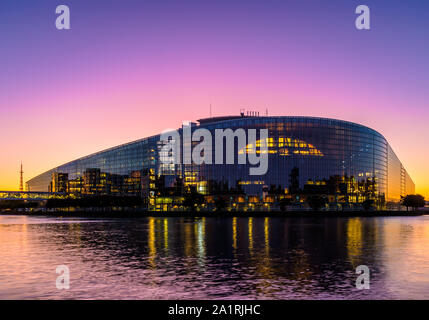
[27,116,414,209]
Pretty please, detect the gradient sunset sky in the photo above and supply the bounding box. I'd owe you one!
[0,0,428,197]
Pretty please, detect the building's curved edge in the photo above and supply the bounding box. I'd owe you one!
[199,115,387,140]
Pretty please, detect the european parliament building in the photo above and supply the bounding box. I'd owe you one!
[27,115,414,210]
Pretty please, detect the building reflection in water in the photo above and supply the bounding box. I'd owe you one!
[264,217,269,255]
[114,216,386,293]
[140,216,366,285]
[347,218,363,267]
[3,215,429,299]
[232,217,237,251]
[196,217,206,267]
[148,217,156,268]
[163,218,168,252]
[248,217,254,254]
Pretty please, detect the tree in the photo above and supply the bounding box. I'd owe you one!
[183,187,204,211]
[0,200,38,210]
[174,177,184,196]
[289,167,300,195]
[279,198,292,212]
[307,195,328,211]
[362,199,374,211]
[214,196,227,212]
[401,195,425,212]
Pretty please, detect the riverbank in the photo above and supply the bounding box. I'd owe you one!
[0,209,427,218]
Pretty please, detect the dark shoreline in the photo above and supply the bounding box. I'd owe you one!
[0,210,427,218]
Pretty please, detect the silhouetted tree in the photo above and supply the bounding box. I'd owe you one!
[362,199,375,211]
[279,198,292,212]
[289,167,300,194]
[45,195,142,211]
[327,175,342,195]
[0,200,38,210]
[235,181,244,195]
[183,187,204,211]
[401,195,425,211]
[214,196,227,212]
[174,176,184,196]
[307,195,328,211]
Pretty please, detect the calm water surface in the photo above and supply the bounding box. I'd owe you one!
[1,214,429,299]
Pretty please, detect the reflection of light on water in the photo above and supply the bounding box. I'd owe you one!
[196,217,206,266]
[382,219,429,295]
[1,216,30,253]
[264,217,269,255]
[163,218,168,252]
[68,223,81,245]
[232,217,237,250]
[291,248,312,281]
[148,217,156,268]
[347,218,362,266]
[21,220,28,249]
[184,222,192,257]
[248,217,253,254]
[2,215,429,299]
[257,217,273,297]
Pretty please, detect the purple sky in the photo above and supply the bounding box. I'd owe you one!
[0,0,428,196]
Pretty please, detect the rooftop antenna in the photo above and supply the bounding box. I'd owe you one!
[19,162,24,191]
[266,108,268,116]
[210,103,212,118]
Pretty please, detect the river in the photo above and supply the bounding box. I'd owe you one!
[0,215,428,299]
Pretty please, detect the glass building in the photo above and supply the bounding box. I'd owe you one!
[27,115,414,210]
